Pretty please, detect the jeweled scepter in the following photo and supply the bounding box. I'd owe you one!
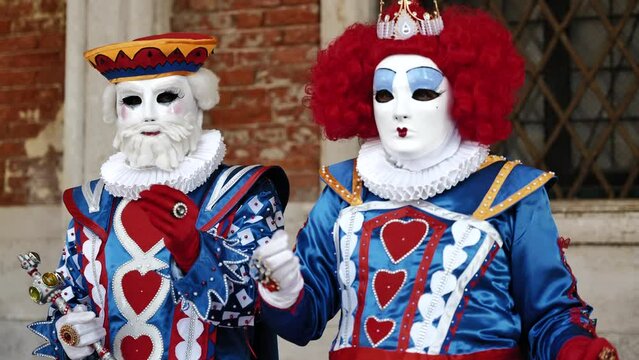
[18,251,115,360]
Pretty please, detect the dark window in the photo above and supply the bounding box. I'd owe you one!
[438,0,639,199]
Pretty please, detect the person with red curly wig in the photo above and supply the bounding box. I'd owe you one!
[252,2,618,359]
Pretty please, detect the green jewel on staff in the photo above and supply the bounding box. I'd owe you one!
[28,286,41,303]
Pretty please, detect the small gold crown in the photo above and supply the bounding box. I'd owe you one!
[377,0,444,40]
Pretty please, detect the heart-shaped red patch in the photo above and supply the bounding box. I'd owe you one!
[121,202,164,252]
[380,219,429,263]
[122,270,162,315]
[373,269,407,309]
[365,317,395,347]
[121,335,153,359]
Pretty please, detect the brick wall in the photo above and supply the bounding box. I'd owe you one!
[0,0,65,205]
[0,0,321,205]
[172,0,321,202]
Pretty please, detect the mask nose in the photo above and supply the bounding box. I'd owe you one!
[390,73,412,122]
[393,95,410,122]
[142,94,157,122]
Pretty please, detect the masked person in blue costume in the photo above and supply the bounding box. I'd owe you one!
[27,33,288,359]
[252,2,618,359]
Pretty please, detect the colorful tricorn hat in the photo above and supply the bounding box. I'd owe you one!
[84,32,217,83]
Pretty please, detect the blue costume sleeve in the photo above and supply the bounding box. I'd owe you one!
[29,220,90,359]
[509,187,595,359]
[260,186,342,346]
[174,178,285,326]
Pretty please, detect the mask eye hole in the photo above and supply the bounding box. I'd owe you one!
[122,96,142,107]
[157,91,180,104]
[412,89,441,101]
[375,90,394,103]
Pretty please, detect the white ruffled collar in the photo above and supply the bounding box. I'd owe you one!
[386,130,462,171]
[101,130,226,200]
[357,138,489,202]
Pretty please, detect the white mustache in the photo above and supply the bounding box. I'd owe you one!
[113,113,196,148]
[113,113,200,171]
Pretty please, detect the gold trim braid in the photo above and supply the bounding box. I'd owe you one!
[473,160,520,220]
[478,155,506,171]
[472,160,555,220]
[320,160,363,206]
[351,161,363,206]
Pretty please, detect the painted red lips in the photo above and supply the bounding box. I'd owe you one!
[141,131,161,136]
[397,127,408,138]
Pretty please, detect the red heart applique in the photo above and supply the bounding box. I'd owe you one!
[122,270,162,315]
[365,317,395,347]
[380,219,429,263]
[121,335,153,360]
[373,269,407,309]
[121,202,164,252]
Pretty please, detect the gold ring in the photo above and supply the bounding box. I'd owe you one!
[59,324,80,346]
[598,347,617,360]
[172,202,188,219]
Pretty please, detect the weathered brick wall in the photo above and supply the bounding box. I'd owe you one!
[172,0,321,201]
[0,0,65,205]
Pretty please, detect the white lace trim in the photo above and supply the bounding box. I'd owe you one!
[357,139,489,202]
[101,130,226,200]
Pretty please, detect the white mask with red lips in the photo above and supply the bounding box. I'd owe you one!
[113,75,203,171]
[357,54,489,201]
[372,54,460,170]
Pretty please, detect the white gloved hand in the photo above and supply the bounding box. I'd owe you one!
[252,230,304,309]
[54,305,106,360]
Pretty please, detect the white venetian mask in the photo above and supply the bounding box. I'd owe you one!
[113,75,202,171]
[373,54,456,163]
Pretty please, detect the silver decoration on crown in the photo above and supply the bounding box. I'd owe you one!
[377,0,444,40]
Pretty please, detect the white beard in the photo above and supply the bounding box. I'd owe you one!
[113,114,201,171]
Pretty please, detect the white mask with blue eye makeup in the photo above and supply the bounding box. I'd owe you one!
[372,54,460,170]
[113,75,203,171]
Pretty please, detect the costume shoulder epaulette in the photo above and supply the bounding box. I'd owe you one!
[319,158,363,206]
[197,164,289,233]
[472,158,555,220]
[63,179,107,214]
[63,179,112,241]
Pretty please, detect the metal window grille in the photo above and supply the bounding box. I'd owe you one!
[425,0,639,198]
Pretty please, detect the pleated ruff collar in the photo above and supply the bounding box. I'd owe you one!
[357,138,489,202]
[101,130,226,200]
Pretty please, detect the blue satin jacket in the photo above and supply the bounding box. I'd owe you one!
[261,157,598,360]
[29,165,288,360]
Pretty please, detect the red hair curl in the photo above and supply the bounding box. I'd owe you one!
[307,6,525,145]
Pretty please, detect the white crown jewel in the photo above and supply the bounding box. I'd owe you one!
[377,0,444,40]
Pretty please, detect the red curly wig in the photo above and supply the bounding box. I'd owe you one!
[307,5,525,145]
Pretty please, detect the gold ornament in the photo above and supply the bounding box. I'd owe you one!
[59,324,80,346]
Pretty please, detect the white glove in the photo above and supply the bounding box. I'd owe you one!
[252,230,304,309]
[54,305,106,360]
